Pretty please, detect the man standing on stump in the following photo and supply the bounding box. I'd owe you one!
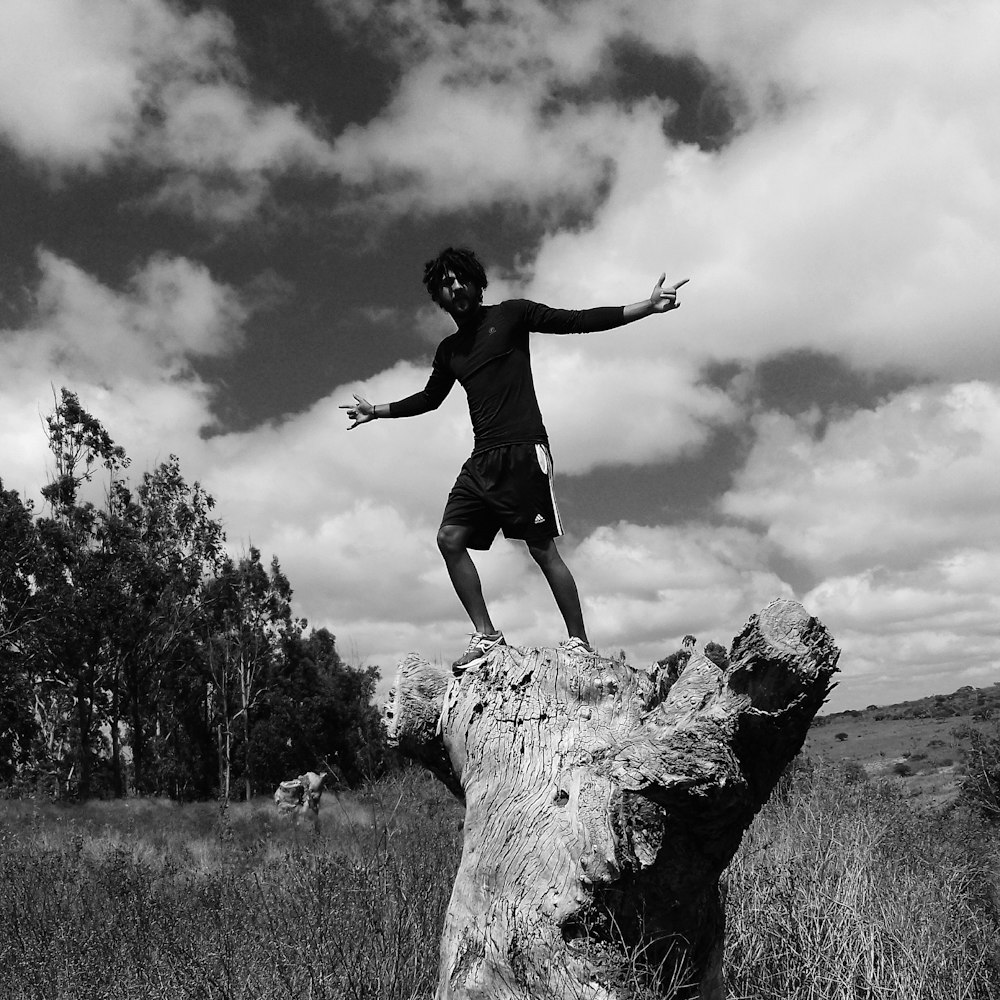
[342,247,688,672]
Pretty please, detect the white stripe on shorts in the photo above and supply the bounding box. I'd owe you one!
[535,443,563,537]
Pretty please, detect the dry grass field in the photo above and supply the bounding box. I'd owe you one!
[0,770,466,1000]
[807,682,1000,809]
[1,687,999,999]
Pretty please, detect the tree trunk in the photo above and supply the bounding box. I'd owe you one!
[130,688,146,794]
[385,599,839,1000]
[216,715,231,807]
[243,705,252,802]
[111,654,128,797]
[110,677,123,798]
[74,669,93,800]
[127,656,150,794]
[222,723,231,805]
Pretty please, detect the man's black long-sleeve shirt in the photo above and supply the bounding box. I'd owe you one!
[387,299,625,453]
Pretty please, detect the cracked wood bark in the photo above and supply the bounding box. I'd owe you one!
[385,599,840,999]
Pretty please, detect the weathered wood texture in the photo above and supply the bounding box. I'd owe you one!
[385,599,839,999]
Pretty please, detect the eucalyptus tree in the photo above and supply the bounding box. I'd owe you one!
[33,389,130,797]
[202,548,303,803]
[105,457,225,794]
[29,391,226,798]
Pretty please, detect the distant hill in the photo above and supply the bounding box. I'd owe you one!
[816,680,1000,726]
[804,681,1000,809]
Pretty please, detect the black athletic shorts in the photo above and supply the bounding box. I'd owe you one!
[440,443,564,550]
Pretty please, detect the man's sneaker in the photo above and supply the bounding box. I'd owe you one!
[452,631,506,673]
[559,636,597,656]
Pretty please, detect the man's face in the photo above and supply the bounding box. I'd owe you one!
[437,269,481,319]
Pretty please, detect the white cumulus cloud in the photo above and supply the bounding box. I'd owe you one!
[0,0,336,221]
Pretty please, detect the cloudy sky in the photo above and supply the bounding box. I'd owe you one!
[2,0,998,713]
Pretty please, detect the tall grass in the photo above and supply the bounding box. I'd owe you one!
[725,760,1000,999]
[1,761,997,999]
[0,769,463,1000]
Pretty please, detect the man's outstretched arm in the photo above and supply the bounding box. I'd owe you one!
[340,361,455,430]
[529,275,690,335]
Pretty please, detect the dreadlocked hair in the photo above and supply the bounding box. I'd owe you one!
[422,247,488,303]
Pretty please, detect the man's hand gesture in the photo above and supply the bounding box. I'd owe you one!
[340,393,376,430]
[649,275,689,313]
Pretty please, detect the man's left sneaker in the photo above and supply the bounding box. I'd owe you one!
[559,636,597,656]
[452,631,506,674]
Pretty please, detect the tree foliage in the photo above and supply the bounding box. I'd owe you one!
[955,722,1000,824]
[0,483,41,781]
[0,388,388,800]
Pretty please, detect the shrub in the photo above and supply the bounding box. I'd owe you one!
[843,761,868,785]
[955,722,1000,824]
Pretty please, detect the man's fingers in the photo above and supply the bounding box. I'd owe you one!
[342,395,367,429]
[342,393,369,426]
[670,278,690,291]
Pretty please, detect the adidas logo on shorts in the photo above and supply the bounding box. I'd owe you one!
[534,514,545,524]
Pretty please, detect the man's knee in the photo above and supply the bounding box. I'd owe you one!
[526,537,560,567]
[437,523,469,556]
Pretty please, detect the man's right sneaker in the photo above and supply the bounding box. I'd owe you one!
[452,631,506,674]
[559,636,597,656]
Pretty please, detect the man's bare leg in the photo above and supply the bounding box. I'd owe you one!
[526,537,589,644]
[437,523,497,635]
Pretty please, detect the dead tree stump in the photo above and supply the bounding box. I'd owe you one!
[385,599,840,999]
